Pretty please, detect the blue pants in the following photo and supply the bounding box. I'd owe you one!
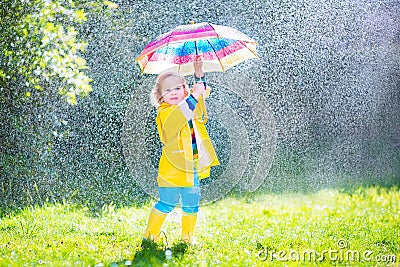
[154,172,200,214]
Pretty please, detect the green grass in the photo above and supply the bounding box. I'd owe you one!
[0,187,399,266]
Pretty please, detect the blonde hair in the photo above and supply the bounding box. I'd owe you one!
[150,72,188,108]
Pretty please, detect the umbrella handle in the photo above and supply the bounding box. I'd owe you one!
[195,82,208,124]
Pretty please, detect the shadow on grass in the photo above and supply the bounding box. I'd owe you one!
[127,239,190,266]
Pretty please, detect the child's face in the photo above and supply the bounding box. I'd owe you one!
[160,76,187,105]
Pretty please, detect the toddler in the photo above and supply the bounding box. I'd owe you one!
[143,59,219,245]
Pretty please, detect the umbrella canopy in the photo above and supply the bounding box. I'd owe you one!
[136,22,258,76]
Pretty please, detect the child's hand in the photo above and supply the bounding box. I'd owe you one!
[192,82,206,100]
[194,55,204,78]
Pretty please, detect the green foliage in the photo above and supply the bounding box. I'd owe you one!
[0,0,92,104]
[0,187,398,266]
[0,0,135,215]
[0,0,100,214]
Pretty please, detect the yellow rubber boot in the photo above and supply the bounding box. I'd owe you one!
[143,208,167,242]
[182,213,197,244]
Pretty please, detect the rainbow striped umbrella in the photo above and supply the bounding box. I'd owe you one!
[135,22,258,76]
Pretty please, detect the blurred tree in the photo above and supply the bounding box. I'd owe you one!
[0,0,100,214]
[0,0,92,105]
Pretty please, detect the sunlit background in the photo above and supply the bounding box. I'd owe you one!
[1,0,399,214]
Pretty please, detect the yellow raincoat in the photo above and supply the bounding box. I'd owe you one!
[156,95,219,187]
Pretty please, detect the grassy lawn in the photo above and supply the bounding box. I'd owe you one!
[0,186,399,266]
